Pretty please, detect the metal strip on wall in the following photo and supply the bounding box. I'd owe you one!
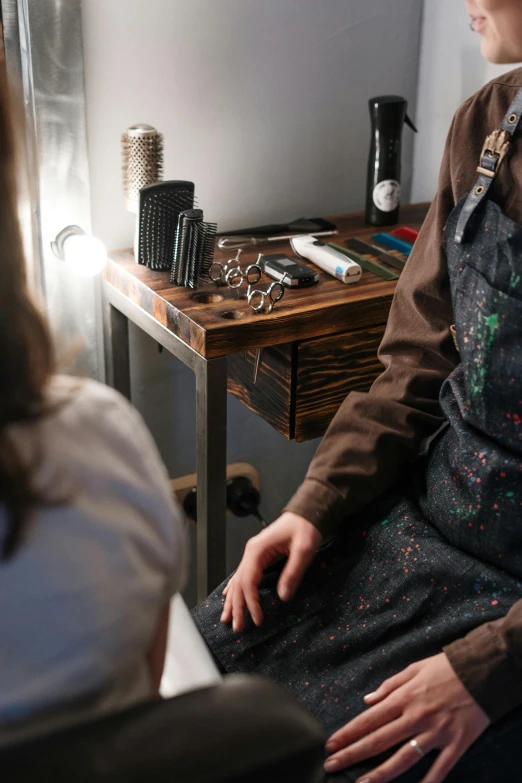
[2,0,102,379]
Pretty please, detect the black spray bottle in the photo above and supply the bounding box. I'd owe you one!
[365,96,417,226]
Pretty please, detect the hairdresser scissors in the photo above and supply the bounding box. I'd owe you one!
[247,280,284,314]
[209,249,243,285]
[245,278,285,383]
[247,278,283,384]
[226,263,262,299]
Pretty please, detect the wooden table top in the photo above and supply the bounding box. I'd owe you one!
[104,203,430,359]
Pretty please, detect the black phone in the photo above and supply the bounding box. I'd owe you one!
[259,254,319,288]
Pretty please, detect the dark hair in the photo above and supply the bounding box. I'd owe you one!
[0,57,54,558]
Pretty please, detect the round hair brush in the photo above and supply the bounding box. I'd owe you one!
[121,124,164,215]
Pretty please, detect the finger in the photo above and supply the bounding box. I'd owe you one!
[364,664,419,705]
[277,541,316,601]
[222,582,230,596]
[235,544,268,625]
[232,583,246,633]
[220,584,234,624]
[325,717,413,770]
[419,744,462,783]
[243,576,264,626]
[334,731,436,782]
[326,698,403,752]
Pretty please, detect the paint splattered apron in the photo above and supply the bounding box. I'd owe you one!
[193,93,522,782]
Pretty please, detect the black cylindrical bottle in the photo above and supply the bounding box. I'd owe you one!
[365,95,415,226]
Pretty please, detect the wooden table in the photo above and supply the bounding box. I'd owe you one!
[102,203,429,599]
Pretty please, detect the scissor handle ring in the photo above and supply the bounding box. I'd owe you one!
[245,263,262,285]
[248,290,268,313]
[222,255,240,275]
[225,267,244,289]
[267,281,284,304]
[222,261,234,275]
[209,261,224,283]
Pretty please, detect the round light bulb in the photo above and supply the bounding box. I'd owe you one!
[62,234,107,277]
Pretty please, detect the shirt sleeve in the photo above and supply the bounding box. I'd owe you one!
[444,600,522,723]
[284,116,460,537]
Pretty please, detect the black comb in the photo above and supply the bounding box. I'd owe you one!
[138,180,195,270]
[171,209,217,289]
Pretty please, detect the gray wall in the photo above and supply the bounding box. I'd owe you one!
[412,0,518,202]
[82,0,424,604]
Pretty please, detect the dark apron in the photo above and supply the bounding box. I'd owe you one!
[192,93,522,782]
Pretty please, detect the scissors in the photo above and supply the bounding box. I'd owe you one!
[209,249,244,286]
[247,280,285,314]
[225,263,262,299]
[246,281,285,383]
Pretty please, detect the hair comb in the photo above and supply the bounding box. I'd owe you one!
[171,208,217,288]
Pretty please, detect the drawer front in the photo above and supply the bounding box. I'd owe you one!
[227,344,294,439]
[295,325,386,441]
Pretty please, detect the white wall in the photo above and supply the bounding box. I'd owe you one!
[83,0,423,248]
[412,0,518,202]
[82,0,423,604]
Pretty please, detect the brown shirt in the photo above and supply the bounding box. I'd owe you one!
[285,67,522,724]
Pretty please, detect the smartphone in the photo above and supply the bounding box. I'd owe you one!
[259,254,319,288]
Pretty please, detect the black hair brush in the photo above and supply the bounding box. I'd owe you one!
[171,209,217,288]
[138,180,195,270]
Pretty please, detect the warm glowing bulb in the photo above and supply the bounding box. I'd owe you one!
[62,234,107,277]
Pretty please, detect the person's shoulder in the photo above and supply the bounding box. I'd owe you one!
[455,67,522,128]
[43,379,186,595]
[47,375,131,413]
[46,376,168,494]
[484,65,522,90]
[46,375,143,432]
[45,376,148,453]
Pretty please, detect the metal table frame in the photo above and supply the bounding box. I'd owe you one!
[102,282,228,601]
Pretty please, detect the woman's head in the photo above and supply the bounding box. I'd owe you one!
[0,59,53,558]
[468,1,522,63]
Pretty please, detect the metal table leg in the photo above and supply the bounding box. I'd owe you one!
[103,295,131,400]
[102,281,229,602]
[195,356,228,601]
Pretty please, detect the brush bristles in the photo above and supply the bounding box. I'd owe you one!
[121,130,164,208]
[171,212,217,288]
[138,186,194,271]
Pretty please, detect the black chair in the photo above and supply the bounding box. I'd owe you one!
[1,675,325,782]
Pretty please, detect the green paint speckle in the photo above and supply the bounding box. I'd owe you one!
[485,313,499,349]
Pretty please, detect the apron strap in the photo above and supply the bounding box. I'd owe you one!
[455,86,522,244]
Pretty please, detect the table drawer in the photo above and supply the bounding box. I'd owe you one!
[294,325,385,441]
[228,343,295,440]
[227,324,386,442]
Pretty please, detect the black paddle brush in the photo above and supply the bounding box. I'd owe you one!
[138,180,195,271]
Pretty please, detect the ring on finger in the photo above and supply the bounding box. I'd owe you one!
[409,739,425,758]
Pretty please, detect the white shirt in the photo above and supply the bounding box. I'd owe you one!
[0,377,187,747]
